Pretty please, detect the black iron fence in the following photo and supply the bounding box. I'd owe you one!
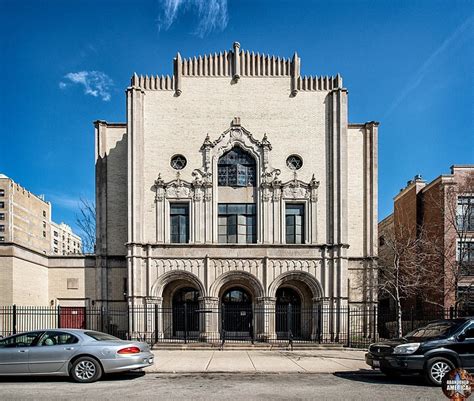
[0,304,469,349]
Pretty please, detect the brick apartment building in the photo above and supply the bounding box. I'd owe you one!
[378,165,474,315]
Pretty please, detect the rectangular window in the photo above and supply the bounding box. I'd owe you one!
[0,225,5,232]
[0,213,4,220]
[43,231,46,237]
[43,210,46,217]
[285,204,305,244]
[218,203,256,244]
[458,240,474,276]
[54,231,58,237]
[54,239,58,245]
[0,202,4,208]
[170,203,189,243]
[0,189,4,196]
[0,236,5,242]
[457,196,474,231]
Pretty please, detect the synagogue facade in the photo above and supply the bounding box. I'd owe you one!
[95,42,378,340]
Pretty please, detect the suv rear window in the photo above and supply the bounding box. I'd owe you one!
[406,321,460,339]
[84,331,120,341]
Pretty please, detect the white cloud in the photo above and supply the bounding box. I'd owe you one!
[46,193,81,210]
[157,0,228,38]
[383,16,473,119]
[59,71,113,101]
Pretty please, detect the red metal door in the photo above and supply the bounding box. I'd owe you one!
[59,307,86,329]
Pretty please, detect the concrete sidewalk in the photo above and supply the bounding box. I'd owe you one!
[145,350,367,373]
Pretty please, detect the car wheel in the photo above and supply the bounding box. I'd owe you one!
[70,356,103,383]
[425,357,454,386]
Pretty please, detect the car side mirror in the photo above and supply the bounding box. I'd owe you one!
[458,333,466,342]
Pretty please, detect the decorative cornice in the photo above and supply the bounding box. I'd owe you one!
[130,42,344,95]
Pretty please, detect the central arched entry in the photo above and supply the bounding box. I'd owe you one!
[172,287,200,337]
[221,287,253,340]
[276,287,302,338]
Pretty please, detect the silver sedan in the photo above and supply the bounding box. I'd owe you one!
[0,329,154,383]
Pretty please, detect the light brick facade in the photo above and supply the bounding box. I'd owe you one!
[0,175,86,306]
[95,43,378,338]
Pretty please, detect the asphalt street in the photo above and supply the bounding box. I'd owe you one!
[0,371,443,401]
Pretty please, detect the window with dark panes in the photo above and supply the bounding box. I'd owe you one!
[286,204,304,244]
[457,196,474,231]
[218,147,256,187]
[0,213,4,220]
[0,202,4,208]
[0,189,4,196]
[218,203,256,244]
[458,241,474,275]
[170,203,189,243]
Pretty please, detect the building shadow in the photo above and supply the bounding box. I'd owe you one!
[0,371,145,383]
[333,370,431,387]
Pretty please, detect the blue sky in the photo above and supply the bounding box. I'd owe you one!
[1,0,473,235]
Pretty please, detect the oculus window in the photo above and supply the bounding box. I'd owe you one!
[286,204,304,244]
[170,203,189,243]
[170,155,187,170]
[286,155,303,170]
[218,147,256,187]
[218,203,256,244]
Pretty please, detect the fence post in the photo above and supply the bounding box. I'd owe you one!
[57,305,61,329]
[100,306,105,333]
[449,306,455,319]
[346,306,351,347]
[12,304,17,335]
[372,305,377,341]
[288,303,293,349]
[184,303,188,344]
[154,303,159,344]
[221,303,226,348]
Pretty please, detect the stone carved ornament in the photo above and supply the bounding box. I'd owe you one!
[153,119,320,203]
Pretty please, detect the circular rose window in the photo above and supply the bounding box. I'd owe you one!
[286,155,303,170]
[170,155,187,170]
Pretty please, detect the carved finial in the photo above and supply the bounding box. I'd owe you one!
[293,171,298,183]
[262,133,272,150]
[201,133,213,150]
[231,116,241,126]
[176,171,181,184]
[154,173,165,188]
[309,173,320,189]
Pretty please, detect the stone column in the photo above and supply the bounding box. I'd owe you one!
[311,298,322,341]
[256,297,276,341]
[144,297,163,343]
[199,296,219,342]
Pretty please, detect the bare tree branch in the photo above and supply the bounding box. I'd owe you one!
[75,197,96,254]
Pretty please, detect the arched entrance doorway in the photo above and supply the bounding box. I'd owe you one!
[172,287,200,337]
[276,287,302,338]
[221,287,253,340]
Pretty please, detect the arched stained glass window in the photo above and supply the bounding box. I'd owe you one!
[218,147,256,187]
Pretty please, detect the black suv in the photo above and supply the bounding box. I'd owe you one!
[366,318,474,385]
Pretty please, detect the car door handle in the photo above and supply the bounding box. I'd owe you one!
[64,347,75,350]
[18,349,28,353]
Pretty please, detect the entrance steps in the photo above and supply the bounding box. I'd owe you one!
[151,342,345,351]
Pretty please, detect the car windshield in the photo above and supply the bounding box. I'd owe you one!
[405,321,460,339]
[84,331,120,341]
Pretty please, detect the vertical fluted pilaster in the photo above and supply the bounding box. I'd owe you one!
[291,52,300,96]
[232,41,240,80]
[174,52,182,95]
